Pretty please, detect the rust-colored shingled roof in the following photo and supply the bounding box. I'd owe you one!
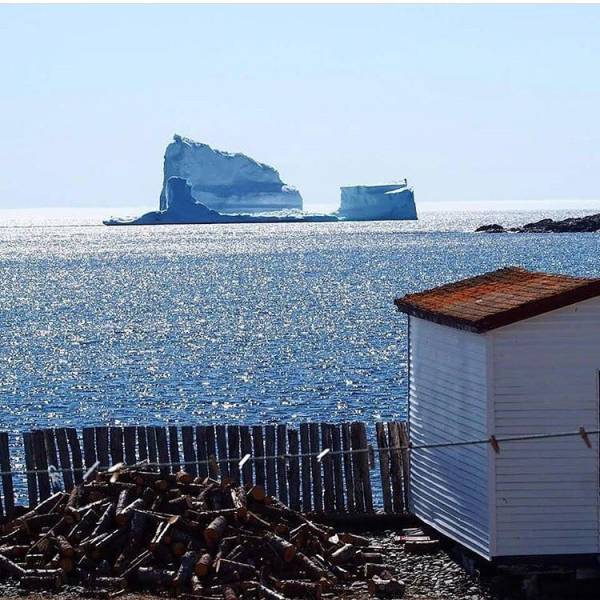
[394,267,600,333]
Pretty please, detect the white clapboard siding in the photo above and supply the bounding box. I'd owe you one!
[490,296,600,557]
[409,316,491,558]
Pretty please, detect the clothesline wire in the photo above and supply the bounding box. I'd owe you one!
[3,427,599,477]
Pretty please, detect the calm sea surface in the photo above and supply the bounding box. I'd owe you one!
[1,208,600,437]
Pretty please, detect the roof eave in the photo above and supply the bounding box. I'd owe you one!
[393,300,485,333]
[394,281,600,334]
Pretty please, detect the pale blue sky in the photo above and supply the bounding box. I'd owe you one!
[1,4,600,212]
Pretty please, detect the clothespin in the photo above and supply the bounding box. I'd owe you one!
[489,435,500,454]
[317,448,330,463]
[239,453,251,468]
[83,460,100,482]
[368,445,375,469]
[48,465,62,493]
[579,427,592,448]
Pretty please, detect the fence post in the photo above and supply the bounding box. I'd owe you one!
[376,422,393,513]
[0,432,13,516]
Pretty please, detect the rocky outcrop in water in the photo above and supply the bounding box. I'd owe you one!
[475,223,506,233]
[476,213,600,233]
[159,135,303,214]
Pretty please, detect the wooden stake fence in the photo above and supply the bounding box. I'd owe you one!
[0,421,410,517]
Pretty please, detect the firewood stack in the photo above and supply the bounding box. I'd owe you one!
[0,463,404,598]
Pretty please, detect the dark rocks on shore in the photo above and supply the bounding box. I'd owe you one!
[476,213,600,233]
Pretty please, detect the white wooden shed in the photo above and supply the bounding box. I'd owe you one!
[394,266,600,560]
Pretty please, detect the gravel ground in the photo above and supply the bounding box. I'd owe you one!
[345,529,494,600]
[352,530,600,600]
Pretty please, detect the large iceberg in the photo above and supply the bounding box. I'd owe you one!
[103,134,418,225]
[159,135,303,214]
[337,183,417,220]
[104,177,336,225]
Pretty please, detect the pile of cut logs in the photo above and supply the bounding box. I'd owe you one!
[0,464,404,598]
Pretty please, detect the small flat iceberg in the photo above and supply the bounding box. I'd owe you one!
[337,183,417,221]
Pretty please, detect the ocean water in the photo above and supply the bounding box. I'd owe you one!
[2,207,600,439]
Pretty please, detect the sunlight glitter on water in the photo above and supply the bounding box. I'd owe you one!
[1,209,600,439]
